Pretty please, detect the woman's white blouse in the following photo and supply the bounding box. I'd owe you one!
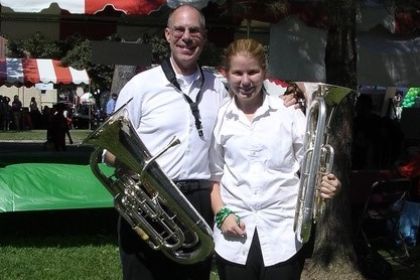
[209,92,307,266]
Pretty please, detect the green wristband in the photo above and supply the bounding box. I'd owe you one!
[215,207,240,229]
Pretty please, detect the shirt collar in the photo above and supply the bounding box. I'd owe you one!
[176,70,201,88]
[161,60,202,90]
[226,88,281,120]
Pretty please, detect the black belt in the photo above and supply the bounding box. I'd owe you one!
[174,180,211,193]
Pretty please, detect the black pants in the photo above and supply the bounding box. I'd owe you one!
[216,231,305,280]
[118,180,213,280]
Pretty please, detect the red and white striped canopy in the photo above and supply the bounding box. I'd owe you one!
[0,0,165,15]
[0,0,213,15]
[0,58,90,87]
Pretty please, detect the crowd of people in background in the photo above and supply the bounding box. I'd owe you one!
[0,94,52,131]
[0,94,109,133]
[0,95,32,131]
[0,93,104,151]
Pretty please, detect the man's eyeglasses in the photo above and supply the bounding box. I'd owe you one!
[169,26,204,38]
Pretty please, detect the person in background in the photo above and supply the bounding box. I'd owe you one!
[29,97,38,112]
[209,38,341,280]
[11,95,22,131]
[41,106,52,130]
[3,96,11,131]
[106,93,118,117]
[104,5,300,280]
[29,97,40,129]
[63,105,73,144]
[21,107,32,130]
[47,103,71,151]
[0,95,4,130]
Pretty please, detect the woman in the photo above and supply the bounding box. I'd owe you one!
[209,38,341,280]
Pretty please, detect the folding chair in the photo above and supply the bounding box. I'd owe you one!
[357,177,412,258]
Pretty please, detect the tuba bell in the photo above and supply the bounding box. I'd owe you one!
[293,83,353,243]
[83,99,214,264]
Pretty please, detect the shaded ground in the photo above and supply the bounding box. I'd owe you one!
[0,208,119,239]
[0,141,93,166]
[352,233,417,280]
[382,247,420,280]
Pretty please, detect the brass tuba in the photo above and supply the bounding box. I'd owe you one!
[293,83,353,243]
[83,99,214,264]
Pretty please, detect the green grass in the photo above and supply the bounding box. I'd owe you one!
[0,242,120,280]
[0,210,122,280]
[0,209,220,280]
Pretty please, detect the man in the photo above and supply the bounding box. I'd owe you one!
[105,93,118,116]
[106,4,298,280]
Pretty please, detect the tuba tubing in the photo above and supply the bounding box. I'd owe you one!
[293,83,352,244]
[294,96,328,243]
[83,100,214,264]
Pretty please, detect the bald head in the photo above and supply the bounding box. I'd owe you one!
[167,4,206,29]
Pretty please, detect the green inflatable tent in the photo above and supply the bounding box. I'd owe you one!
[0,163,113,212]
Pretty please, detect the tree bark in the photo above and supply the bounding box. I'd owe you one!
[110,64,138,97]
[301,0,363,279]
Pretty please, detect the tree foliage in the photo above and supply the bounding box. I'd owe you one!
[7,32,61,58]
[141,33,170,64]
[60,36,113,92]
[393,0,420,10]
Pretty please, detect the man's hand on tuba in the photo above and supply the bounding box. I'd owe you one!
[104,151,117,166]
[104,151,138,180]
[282,82,306,111]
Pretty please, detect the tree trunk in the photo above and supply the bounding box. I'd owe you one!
[110,64,138,97]
[301,0,363,279]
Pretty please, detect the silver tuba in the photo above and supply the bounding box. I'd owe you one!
[83,99,214,264]
[293,83,353,243]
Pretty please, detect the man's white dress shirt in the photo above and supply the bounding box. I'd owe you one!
[114,64,229,181]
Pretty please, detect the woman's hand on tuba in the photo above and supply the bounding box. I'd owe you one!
[318,173,341,199]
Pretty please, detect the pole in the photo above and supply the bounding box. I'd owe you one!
[89,104,91,130]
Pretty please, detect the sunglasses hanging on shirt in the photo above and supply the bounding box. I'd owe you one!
[161,58,204,138]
